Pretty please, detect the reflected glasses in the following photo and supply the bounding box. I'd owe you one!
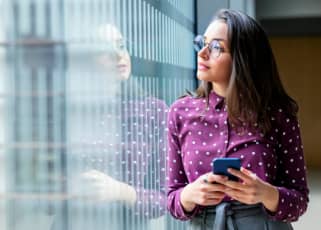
[193,35,225,59]
[106,39,129,53]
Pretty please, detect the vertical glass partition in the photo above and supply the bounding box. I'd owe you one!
[0,0,196,229]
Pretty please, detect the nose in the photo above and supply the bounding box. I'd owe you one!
[108,48,123,62]
[198,45,209,60]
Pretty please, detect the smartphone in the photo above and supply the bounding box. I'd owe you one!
[212,158,241,181]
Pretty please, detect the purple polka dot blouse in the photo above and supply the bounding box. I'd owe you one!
[166,91,309,222]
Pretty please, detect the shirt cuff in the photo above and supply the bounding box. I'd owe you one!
[265,187,295,222]
[175,188,201,220]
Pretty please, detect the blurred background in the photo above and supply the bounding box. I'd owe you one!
[257,0,321,228]
[0,0,320,229]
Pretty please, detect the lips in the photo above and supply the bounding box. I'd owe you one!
[117,64,128,72]
[198,62,210,71]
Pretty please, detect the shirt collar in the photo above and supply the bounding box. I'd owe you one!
[209,90,225,110]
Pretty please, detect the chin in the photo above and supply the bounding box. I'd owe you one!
[197,71,212,82]
[119,70,131,80]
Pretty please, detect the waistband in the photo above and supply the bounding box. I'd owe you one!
[201,202,264,230]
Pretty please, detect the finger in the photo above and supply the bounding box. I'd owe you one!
[200,183,226,194]
[207,174,228,184]
[83,169,100,176]
[81,171,98,178]
[206,183,227,192]
[225,188,245,200]
[81,174,99,182]
[201,174,209,184]
[227,168,253,183]
[80,174,94,181]
[225,189,255,204]
[240,167,257,179]
[223,180,248,191]
[200,196,224,206]
[201,199,222,206]
[206,192,225,199]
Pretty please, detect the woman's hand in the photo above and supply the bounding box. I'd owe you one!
[180,173,228,212]
[221,167,279,212]
[76,169,137,204]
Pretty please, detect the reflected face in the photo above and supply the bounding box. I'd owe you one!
[97,24,131,80]
[113,37,131,80]
[196,20,232,86]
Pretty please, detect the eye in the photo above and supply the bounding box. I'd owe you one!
[209,40,222,52]
[117,40,126,50]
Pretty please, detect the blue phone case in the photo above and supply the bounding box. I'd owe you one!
[212,158,241,181]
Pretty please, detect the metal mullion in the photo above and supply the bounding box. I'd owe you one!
[153,76,160,218]
[133,0,137,57]
[128,77,136,228]
[151,6,155,62]
[138,0,142,58]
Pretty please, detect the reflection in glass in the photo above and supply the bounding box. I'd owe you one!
[0,0,196,229]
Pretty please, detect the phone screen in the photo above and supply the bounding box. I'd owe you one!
[212,158,241,181]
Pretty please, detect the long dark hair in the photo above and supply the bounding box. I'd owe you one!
[194,9,298,133]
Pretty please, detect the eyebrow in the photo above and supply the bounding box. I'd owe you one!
[204,36,226,43]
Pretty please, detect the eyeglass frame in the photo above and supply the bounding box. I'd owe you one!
[105,38,131,53]
[193,35,228,59]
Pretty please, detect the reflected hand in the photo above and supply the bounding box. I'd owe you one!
[221,167,279,212]
[78,169,137,204]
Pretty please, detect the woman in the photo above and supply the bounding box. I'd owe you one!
[166,9,309,229]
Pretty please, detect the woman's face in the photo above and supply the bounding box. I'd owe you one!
[196,20,232,87]
[97,24,131,80]
[113,35,131,80]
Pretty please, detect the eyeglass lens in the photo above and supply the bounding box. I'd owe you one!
[193,35,222,58]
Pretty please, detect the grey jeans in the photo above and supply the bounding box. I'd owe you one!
[188,202,293,230]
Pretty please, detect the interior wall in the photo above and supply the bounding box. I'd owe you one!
[257,0,321,19]
[269,36,321,169]
[196,0,255,34]
[196,0,228,34]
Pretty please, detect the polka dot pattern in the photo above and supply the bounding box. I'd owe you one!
[80,96,168,219]
[166,91,309,221]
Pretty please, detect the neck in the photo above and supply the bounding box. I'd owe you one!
[211,82,228,97]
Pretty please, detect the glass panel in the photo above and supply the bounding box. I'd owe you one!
[0,0,196,229]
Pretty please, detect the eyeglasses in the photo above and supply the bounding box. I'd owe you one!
[193,35,226,59]
[106,39,129,53]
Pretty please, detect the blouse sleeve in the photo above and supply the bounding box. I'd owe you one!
[166,106,200,220]
[269,111,309,222]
